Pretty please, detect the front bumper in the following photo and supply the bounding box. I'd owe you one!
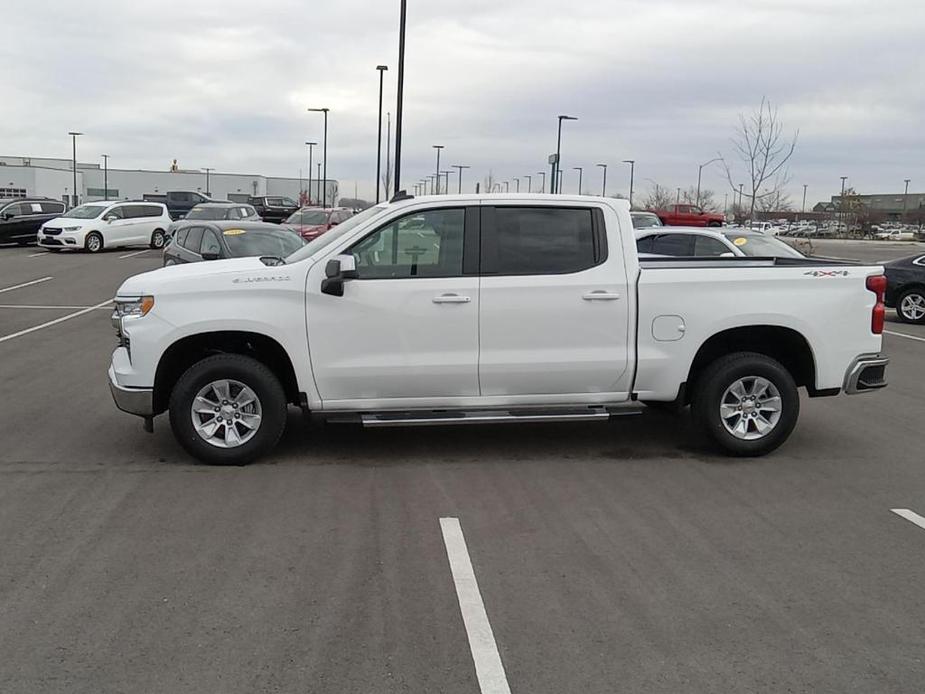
[844,355,889,395]
[108,364,154,416]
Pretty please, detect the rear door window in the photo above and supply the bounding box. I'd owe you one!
[651,234,694,256]
[41,201,65,214]
[693,236,732,256]
[200,229,222,255]
[184,226,204,251]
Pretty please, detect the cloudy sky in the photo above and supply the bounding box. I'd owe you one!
[1,0,922,205]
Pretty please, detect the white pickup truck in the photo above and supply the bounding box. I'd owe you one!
[108,194,889,465]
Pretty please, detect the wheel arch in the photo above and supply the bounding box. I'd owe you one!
[153,330,300,414]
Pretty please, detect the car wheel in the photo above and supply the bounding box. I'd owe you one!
[150,229,166,249]
[897,288,925,324]
[692,351,799,457]
[707,221,722,227]
[168,354,288,465]
[84,232,103,253]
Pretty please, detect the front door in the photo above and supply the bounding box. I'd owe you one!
[306,206,479,407]
[478,204,631,398]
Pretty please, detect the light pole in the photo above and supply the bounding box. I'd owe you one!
[623,160,635,207]
[514,177,520,193]
[554,115,578,193]
[308,107,330,207]
[557,171,563,195]
[903,178,911,219]
[202,167,214,197]
[840,175,848,231]
[452,164,470,193]
[537,171,546,193]
[738,183,744,210]
[305,142,316,205]
[676,187,681,205]
[525,175,532,193]
[441,170,453,194]
[101,154,109,201]
[432,145,444,194]
[596,163,608,197]
[68,131,82,208]
[317,162,322,203]
[696,157,721,208]
[375,65,388,203]
[801,184,807,218]
[393,0,407,197]
[573,167,583,195]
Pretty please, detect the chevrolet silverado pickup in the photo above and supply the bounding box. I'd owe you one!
[108,194,889,465]
[652,204,726,227]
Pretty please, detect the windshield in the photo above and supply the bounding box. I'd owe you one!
[186,206,229,220]
[632,214,662,229]
[723,233,805,258]
[286,209,329,225]
[61,204,107,219]
[223,229,306,257]
[286,205,387,263]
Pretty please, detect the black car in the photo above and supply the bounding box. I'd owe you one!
[0,198,67,245]
[164,191,213,220]
[162,221,305,266]
[883,253,925,324]
[248,195,299,223]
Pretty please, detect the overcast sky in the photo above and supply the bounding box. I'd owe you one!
[1,0,921,205]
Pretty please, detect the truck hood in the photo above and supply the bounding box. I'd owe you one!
[115,256,277,297]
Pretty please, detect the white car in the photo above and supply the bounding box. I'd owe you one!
[109,194,888,465]
[38,201,171,253]
[635,227,805,258]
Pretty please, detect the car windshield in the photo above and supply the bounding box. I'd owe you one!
[632,214,662,229]
[61,204,107,219]
[186,206,230,220]
[286,209,329,225]
[222,228,306,257]
[723,233,805,258]
[286,205,387,263]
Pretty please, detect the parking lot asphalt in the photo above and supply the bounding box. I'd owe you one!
[1,241,924,693]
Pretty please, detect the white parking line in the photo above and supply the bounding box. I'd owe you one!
[119,250,150,259]
[0,300,111,344]
[440,517,512,694]
[0,276,53,294]
[0,304,111,310]
[28,252,51,258]
[891,508,925,531]
[884,330,925,343]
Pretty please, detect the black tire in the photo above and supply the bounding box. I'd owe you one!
[691,351,799,457]
[896,287,925,324]
[168,354,288,465]
[707,221,722,227]
[150,229,166,249]
[84,231,103,253]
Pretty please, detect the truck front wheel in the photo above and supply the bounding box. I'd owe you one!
[691,352,799,456]
[168,354,288,465]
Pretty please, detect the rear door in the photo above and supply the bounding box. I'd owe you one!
[478,204,631,398]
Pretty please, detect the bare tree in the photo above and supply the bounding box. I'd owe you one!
[721,98,798,220]
[756,189,794,213]
[640,182,674,210]
[681,186,718,211]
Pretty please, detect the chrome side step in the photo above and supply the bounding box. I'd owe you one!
[359,405,641,428]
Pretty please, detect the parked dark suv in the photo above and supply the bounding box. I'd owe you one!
[0,198,67,245]
[248,195,299,223]
[165,191,213,220]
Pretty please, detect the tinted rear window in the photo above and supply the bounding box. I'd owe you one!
[184,227,204,251]
[487,207,600,275]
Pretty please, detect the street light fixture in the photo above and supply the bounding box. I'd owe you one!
[375,65,388,203]
[452,164,470,194]
[393,0,407,197]
[305,142,317,204]
[308,107,330,207]
[441,170,454,195]
[432,145,444,194]
[537,171,546,193]
[554,115,578,194]
[524,175,532,193]
[696,157,722,208]
[903,178,911,219]
[101,154,109,201]
[514,177,520,193]
[596,163,608,197]
[573,167,583,195]
[622,160,635,207]
[840,176,848,232]
[67,131,82,208]
[202,167,214,197]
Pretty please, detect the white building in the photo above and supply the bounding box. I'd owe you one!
[0,155,337,207]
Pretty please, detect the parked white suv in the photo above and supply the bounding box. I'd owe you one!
[38,201,171,253]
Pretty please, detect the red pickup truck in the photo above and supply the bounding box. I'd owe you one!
[651,204,725,227]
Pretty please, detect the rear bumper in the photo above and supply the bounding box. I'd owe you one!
[109,364,154,416]
[843,355,889,395]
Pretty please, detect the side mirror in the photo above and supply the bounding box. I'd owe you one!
[201,251,220,261]
[104,214,117,222]
[322,254,357,296]
[2,212,14,221]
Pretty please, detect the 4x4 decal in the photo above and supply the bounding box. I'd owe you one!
[804,270,849,277]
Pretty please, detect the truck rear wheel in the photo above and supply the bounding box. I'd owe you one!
[691,352,799,456]
[168,354,287,465]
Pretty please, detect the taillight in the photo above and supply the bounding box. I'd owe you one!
[866,275,886,335]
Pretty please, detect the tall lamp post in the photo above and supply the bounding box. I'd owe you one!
[801,184,808,218]
[308,107,330,207]
[840,175,848,231]
[432,145,444,194]
[305,141,317,204]
[441,170,454,194]
[375,65,388,203]
[696,157,721,208]
[101,154,109,201]
[623,159,635,207]
[596,163,608,197]
[393,0,407,197]
[68,131,82,208]
[554,115,578,194]
[202,167,214,197]
[513,177,520,193]
[903,178,911,219]
[452,164,470,193]
[537,171,546,193]
[524,175,532,193]
[573,167,583,195]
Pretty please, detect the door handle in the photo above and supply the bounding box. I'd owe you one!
[433,293,471,304]
[582,291,621,301]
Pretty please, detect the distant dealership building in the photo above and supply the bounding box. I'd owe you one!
[0,155,337,207]
[813,192,925,220]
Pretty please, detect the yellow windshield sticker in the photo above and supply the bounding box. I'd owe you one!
[224,229,247,236]
[733,237,747,246]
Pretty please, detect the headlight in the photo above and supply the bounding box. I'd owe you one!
[112,296,155,324]
[63,226,81,232]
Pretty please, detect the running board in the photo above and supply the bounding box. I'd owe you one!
[358,406,641,428]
